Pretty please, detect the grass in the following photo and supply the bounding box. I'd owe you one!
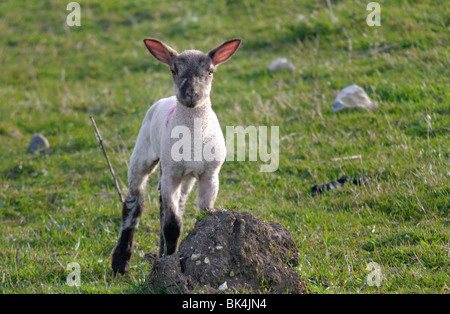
[0,0,449,293]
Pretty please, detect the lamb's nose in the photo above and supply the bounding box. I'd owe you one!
[185,88,198,98]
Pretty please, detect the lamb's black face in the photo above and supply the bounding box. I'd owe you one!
[170,51,215,108]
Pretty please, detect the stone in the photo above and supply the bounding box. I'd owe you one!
[267,58,296,72]
[147,210,306,294]
[191,253,201,261]
[28,134,50,153]
[218,281,228,291]
[331,84,377,112]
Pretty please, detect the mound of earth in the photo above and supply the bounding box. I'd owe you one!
[147,210,306,294]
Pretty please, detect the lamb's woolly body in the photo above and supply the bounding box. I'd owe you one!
[129,96,226,188]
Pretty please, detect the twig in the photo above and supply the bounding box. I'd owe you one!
[47,213,62,229]
[326,0,336,25]
[317,154,362,164]
[341,27,353,64]
[430,126,450,133]
[89,115,124,204]
[345,43,400,57]
[329,155,362,162]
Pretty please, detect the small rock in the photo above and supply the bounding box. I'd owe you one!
[218,281,228,291]
[215,245,223,251]
[268,58,296,73]
[204,257,210,264]
[191,253,201,261]
[195,260,201,266]
[28,134,50,153]
[332,84,377,112]
[229,270,235,277]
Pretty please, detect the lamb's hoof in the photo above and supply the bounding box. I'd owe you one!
[112,260,129,275]
[111,248,131,275]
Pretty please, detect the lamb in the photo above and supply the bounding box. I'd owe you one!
[111,38,242,275]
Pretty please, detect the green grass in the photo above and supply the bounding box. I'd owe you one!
[1,0,449,293]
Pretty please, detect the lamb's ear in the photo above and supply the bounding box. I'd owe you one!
[208,38,242,66]
[143,39,178,65]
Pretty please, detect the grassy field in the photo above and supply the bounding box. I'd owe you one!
[0,0,448,293]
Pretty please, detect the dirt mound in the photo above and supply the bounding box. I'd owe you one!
[147,210,306,294]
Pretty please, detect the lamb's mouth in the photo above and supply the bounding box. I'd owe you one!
[180,98,199,108]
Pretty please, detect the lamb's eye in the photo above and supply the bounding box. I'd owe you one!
[171,70,176,75]
[207,70,214,76]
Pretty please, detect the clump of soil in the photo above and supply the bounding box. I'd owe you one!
[147,210,306,294]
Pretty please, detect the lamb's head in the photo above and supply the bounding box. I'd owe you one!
[144,38,241,108]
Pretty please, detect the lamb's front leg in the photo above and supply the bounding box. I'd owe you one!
[159,174,183,256]
[198,172,220,213]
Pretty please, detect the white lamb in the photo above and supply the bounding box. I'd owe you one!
[111,38,242,274]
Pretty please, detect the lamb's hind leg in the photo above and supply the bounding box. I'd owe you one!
[112,159,158,275]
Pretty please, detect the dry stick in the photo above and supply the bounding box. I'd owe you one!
[89,115,124,204]
[431,126,450,133]
[344,43,400,57]
[326,0,336,25]
[329,155,362,162]
[316,154,362,164]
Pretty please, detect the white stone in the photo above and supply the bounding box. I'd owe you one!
[267,58,295,73]
[332,84,377,112]
[218,281,228,291]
